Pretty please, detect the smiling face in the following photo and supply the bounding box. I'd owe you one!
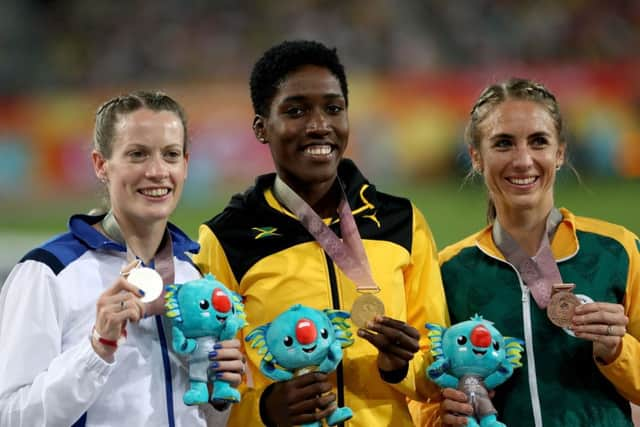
[92,108,188,227]
[265,306,335,370]
[254,65,348,195]
[445,321,505,378]
[177,282,234,337]
[470,99,565,220]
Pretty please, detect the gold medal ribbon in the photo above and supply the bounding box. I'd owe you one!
[272,176,380,293]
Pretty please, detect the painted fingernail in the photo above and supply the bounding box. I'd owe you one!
[208,351,218,358]
[215,372,224,379]
[209,361,219,369]
[214,343,223,350]
[138,288,145,296]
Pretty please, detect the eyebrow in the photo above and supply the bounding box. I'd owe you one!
[280,93,345,103]
[489,131,551,140]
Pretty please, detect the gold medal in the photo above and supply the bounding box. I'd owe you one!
[547,283,580,328]
[351,293,385,328]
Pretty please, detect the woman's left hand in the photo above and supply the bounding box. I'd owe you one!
[357,315,420,372]
[207,339,246,388]
[571,302,628,364]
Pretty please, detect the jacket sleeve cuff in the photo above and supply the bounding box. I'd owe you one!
[595,333,640,402]
[379,364,409,384]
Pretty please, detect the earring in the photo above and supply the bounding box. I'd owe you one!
[556,164,562,171]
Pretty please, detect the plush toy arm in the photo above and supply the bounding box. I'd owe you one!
[426,358,458,389]
[260,360,294,382]
[318,341,343,373]
[172,325,197,355]
[219,318,240,341]
[483,359,514,390]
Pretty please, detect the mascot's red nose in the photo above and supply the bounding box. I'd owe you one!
[295,318,317,345]
[212,289,231,313]
[470,325,492,348]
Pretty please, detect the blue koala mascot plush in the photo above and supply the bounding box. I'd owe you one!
[246,304,354,427]
[165,273,246,406]
[426,315,524,427]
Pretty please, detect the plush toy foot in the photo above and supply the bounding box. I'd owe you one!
[465,416,481,427]
[326,406,353,425]
[211,380,241,403]
[183,381,209,406]
[479,414,506,427]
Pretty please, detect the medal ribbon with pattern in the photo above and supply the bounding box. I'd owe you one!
[272,176,384,327]
[493,208,581,328]
[101,210,173,316]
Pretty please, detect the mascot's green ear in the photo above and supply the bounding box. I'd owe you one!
[165,283,182,322]
[504,337,525,368]
[246,323,275,363]
[324,309,354,348]
[425,323,446,360]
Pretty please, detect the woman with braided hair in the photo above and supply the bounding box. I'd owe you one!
[414,78,640,427]
[0,91,245,426]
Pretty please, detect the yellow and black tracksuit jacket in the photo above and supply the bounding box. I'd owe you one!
[194,159,447,426]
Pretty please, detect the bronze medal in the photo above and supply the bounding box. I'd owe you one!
[547,284,580,328]
[351,293,385,328]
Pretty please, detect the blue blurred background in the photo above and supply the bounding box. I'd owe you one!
[1,0,639,266]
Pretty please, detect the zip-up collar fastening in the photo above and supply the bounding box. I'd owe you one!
[473,208,581,427]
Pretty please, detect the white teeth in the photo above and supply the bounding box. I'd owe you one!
[141,188,169,197]
[509,177,536,185]
[305,145,332,155]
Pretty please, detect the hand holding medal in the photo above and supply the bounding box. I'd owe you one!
[569,295,628,364]
[273,176,420,375]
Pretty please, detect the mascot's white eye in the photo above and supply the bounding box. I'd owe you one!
[493,341,500,350]
[199,300,210,310]
[283,336,294,347]
[457,336,467,345]
[320,328,329,339]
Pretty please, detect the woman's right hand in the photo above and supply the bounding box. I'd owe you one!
[441,387,473,426]
[262,372,336,426]
[91,273,145,361]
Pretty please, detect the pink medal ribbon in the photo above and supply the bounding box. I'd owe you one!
[272,176,379,293]
[101,211,175,316]
[493,208,563,309]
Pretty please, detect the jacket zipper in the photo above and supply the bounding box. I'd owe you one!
[475,244,543,427]
[324,252,345,425]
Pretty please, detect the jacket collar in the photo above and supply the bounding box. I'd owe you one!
[251,158,378,221]
[475,207,579,261]
[68,213,199,256]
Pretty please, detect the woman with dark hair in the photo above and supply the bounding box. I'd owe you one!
[0,91,245,426]
[194,40,448,427]
[417,78,640,427]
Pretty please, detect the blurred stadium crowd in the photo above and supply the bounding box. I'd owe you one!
[0,0,638,204]
[2,0,639,92]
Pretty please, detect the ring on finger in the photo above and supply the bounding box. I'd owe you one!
[606,324,613,336]
[120,300,127,311]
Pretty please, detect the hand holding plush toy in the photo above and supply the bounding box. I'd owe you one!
[426,315,524,427]
[246,304,353,427]
[165,273,246,405]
